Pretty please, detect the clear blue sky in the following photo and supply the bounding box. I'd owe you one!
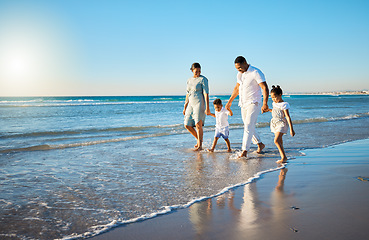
[0,0,368,96]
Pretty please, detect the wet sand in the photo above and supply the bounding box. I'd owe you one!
[91,138,369,240]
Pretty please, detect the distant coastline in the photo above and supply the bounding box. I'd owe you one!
[286,90,369,95]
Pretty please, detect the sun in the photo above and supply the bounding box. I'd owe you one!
[7,53,32,78]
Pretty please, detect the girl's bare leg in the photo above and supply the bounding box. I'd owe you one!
[274,132,287,163]
[185,125,198,148]
[208,137,219,152]
[225,138,231,152]
[194,120,203,151]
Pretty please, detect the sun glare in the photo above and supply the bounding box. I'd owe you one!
[8,54,31,78]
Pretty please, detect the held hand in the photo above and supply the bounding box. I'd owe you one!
[290,129,295,137]
[205,108,211,116]
[225,102,232,111]
[261,104,269,113]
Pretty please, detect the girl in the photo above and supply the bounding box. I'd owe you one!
[268,85,295,164]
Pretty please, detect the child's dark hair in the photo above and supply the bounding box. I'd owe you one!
[271,85,283,95]
[190,62,201,71]
[213,98,222,105]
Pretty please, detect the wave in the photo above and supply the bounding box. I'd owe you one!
[224,112,369,130]
[0,101,184,108]
[58,164,286,240]
[2,112,368,153]
[0,131,186,153]
[2,124,184,140]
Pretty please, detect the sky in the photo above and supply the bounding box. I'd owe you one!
[0,0,368,96]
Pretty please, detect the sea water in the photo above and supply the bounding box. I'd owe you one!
[1,95,368,239]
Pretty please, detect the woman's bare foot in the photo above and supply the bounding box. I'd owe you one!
[256,143,265,153]
[237,150,247,158]
[276,158,288,164]
[193,144,202,152]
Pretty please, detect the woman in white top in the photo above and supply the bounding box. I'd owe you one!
[268,85,295,164]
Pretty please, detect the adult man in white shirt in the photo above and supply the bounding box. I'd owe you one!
[225,56,269,158]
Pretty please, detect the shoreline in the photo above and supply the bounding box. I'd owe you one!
[88,138,369,240]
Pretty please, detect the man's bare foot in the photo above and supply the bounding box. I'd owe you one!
[207,148,214,152]
[256,143,265,154]
[194,143,199,148]
[276,158,288,164]
[237,150,247,158]
[227,149,232,153]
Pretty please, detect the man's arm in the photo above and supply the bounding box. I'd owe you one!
[225,83,240,111]
[259,82,269,113]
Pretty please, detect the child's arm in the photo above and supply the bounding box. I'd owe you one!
[209,112,216,118]
[284,109,295,137]
[228,108,233,116]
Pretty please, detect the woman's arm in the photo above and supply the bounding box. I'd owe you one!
[204,93,211,115]
[183,94,189,115]
[284,109,295,136]
[225,83,240,111]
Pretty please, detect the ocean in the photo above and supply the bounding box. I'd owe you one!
[1,94,369,239]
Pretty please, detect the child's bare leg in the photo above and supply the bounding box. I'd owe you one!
[185,125,198,148]
[208,137,219,152]
[194,121,203,151]
[274,132,287,163]
[225,138,231,152]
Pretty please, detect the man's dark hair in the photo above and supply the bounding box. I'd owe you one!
[213,98,222,105]
[234,56,247,64]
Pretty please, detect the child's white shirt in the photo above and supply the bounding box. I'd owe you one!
[272,102,290,110]
[215,107,230,129]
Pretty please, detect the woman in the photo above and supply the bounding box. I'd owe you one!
[183,62,210,151]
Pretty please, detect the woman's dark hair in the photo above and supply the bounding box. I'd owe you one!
[234,56,247,64]
[271,85,283,95]
[213,98,222,105]
[190,62,201,71]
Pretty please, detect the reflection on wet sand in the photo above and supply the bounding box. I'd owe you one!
[188,166,292,239]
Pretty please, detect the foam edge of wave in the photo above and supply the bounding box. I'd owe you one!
[59,164,286,240]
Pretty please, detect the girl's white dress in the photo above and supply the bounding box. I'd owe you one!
[270,102,290,134]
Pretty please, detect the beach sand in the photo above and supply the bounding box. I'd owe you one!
[91,139,369,240]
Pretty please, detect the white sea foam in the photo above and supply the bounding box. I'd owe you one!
[59,164,286,240]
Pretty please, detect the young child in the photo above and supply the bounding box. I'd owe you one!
[208,98,233,152]
[268,85,295,164]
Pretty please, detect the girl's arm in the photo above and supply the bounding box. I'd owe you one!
[284,109,295,136]
[183,94,189,115]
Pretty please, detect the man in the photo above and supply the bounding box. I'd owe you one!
[225,56,269,158]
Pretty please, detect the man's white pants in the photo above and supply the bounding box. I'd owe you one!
[241,102,262,151]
